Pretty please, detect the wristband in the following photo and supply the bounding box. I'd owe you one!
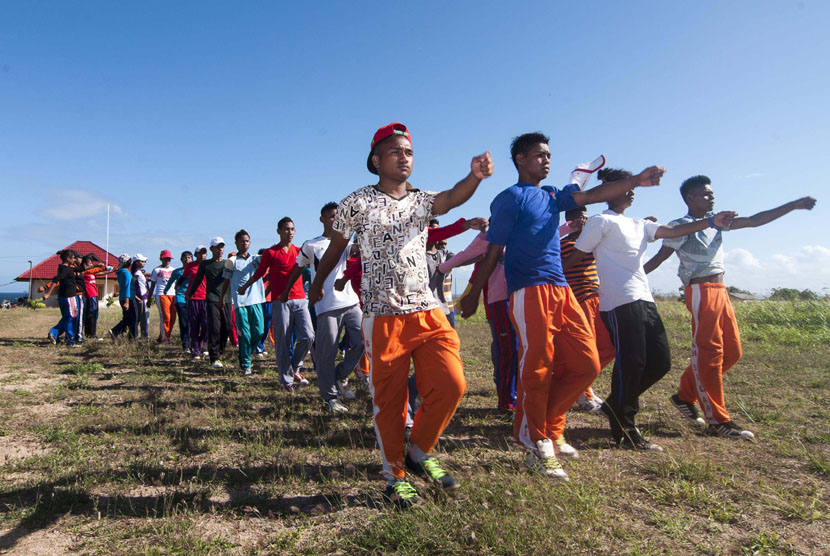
[707,216,715,228]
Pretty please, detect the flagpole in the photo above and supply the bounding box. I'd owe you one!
[104,203,110,301]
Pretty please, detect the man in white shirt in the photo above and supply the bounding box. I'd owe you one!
[565,168,735,451]
[282,202,364,413]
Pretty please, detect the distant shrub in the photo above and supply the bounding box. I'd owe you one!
[24,299,46,309]
[768,288,821,301]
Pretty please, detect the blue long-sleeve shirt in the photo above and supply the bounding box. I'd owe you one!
[117,267,134,301]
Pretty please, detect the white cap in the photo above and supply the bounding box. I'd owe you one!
[195,245,207,253]
[210,237,225,247]
[569,155,606,189]
[118,253,131,265]
[134,253,148,262]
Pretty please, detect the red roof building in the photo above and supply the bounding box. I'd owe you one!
[17,241,120,305]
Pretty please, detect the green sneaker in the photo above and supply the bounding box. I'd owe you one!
[405,453,460,491]
[383,479,420,509]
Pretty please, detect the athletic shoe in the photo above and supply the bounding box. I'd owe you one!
[241,367,252,376]
[670,393,706,426]
[211,360,224,369]
[256,351,267,359]
[382,479,420,510]
[405,453,460,491]
[618,428,663,452]
[293,372,309,386]
[526,439,569,480]
[708,421,755,440]
[192,354,201,361]
[358,375,370,388]
[202,351,209,357]
[283,383,295,394]
[325,398,348,413]
[575,393,603,414]
[48,332,57,345]
[336,379,356,400]
[554,436,579,459]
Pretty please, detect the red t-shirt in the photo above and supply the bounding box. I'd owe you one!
[183,261,207,300]
[249,244,305,301]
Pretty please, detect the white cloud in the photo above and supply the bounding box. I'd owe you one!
[743,172,764,179]
[41,189,125,221]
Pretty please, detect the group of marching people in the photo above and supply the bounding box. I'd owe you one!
[43,121,816,509]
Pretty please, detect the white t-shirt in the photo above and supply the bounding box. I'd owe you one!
[333,185,439,317]
[149,266,175,297]
[574,209,661,312]
[296,235,359,315]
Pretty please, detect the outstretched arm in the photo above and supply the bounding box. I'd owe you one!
[643,245,676,274]
[571,166,665,206]
[655,211,737,240]
[308,232,350,304]
[432,152,494,215]
[458,242,503,318]
[730,196,816,230]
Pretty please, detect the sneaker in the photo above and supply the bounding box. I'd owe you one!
[192,354,201,361]
[526,439,569,480]
[618,428,663,452]
[708,421,755,440]
[256,351,267,359]
[202,351,209,357]
[670,394,706,426]
[575,393,603,414]
[293,371,309,386]
[325,398,348,413]
[553,436,579,459]
[382,479,420,510]
[283,383,295,394]
[359,375,370,388]
[48,332,57,345]
[336,379,356,400]
[405,453,460,491]
[241,367,252,376]
[211,360,224,369]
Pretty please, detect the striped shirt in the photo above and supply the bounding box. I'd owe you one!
[560,235,599,303]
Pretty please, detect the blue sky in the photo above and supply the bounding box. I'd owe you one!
[2,1,828,296]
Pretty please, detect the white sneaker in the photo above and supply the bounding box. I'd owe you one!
[293,371,309,386]
[575,392,603,414]
[211,360,224,369]
[526,439,569,480]
[554,436,579,459]
[337,379,356,400]
[256,351,267,359]
[241,367,252,376]
[325,398,348,413]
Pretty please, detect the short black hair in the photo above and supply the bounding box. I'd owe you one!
[81,253,99,266]
[321,202,338,215]
[58,250,74,262]
[180,250,193,260]
[234,229,250,241]
[277,217,293,230]
[597,168,633,182]
[680,175,711,200]
[565,207,587,220]
[429,218,440,227]
[510,132,549,169]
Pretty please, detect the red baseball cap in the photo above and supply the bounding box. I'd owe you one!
[367,122,411,175]
[159,249,173,260]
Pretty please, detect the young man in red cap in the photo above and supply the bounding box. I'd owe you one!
[148,250,177,344]
[308,123,493,508]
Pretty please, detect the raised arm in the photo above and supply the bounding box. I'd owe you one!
[458,242,504,318]
[654,211,737,240]
[571,166,665,207]
[432,153,494,215]
[308,232,350,304]
[730,196,816,230]
[643,245,677,274]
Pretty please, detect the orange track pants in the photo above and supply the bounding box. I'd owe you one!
[510,284,600,447]
[157,295,177,342]
[579,294,616,399]
[677,283,742,424]
[363,308,465,481]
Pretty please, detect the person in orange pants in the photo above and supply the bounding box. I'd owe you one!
[644,175,816,439]
[148,250,177,344]
[461,132,667,479]
[560,207,616,414]
[308,122,494,508]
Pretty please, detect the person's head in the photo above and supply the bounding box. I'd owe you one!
[277,217,295,244]
[598,168,635,211]
[680,175,715,214]
[436,239,447,251]
[319,202,337,232]
[58,249,76,265]
[368,123,413,181]
[180,251,193,265]
[133,253,147,270]
[80,253,99,270]
[429,218,440,228]
[195,246,208,262]
[158,249,173,266]
[234,229,251,254]
[118,253,131,268]
[209,237,225,259]
[565,207,588,234]
[510,132,551,183]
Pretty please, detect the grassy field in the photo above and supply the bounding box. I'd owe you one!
[0,300,828,555]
